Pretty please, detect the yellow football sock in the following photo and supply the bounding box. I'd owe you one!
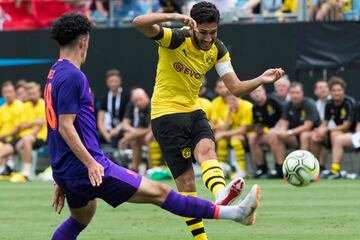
[231,139,246,171]
[201,159,226,196]
[331,162,341,174]
[180,192,208,240]
[216,139,228,162]
[149,140,162,168]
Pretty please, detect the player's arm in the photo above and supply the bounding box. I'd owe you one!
[121,117,135,132]
[289,120,313,136]
[132,13,196,38]
[221,70,284,98]
[275,119,289,131]
[59,114,104,186]
[329,120,352,132]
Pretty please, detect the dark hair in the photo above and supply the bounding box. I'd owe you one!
[1,81,14,90]
[328,76,346,90]
[190,1,220,24]
[50,13,92,47]
[106,69,122,79]
[290,82,303,91]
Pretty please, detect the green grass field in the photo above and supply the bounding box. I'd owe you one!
[1,179,359,240]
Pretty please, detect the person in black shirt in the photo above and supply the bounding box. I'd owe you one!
[329,102,360,179]
[310,77,355,177]
[274,82,320,177]
[120,88,161,172]
[97,69,129,148]
[248,86,283,178]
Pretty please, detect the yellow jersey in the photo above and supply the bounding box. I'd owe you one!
[151,27,231,119]
[20,99,47,141]
[0,100,24,142]
[198,97,212,119]
[210,96,228,127]
[228,99,253,130]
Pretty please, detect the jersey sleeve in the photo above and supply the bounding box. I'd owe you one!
[304,101,318,122]
[343,99,355,121]
[57,71,82,115]
[215,39,231,63]
[151,27,187,49]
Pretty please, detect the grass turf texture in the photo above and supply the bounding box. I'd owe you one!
[1,179,359,240]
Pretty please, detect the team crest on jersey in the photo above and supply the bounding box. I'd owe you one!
[300,110,306,120]
[340,107,347,118]
[205,51,214,64]
[181,147,192,159]
[266,104,274,115]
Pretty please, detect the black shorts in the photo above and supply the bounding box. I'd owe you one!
[10,137,47,153]
[151,110,215,179]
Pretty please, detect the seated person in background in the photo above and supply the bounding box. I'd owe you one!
[0,81,24,177]
[310,77,355,175]
[199,78,216,101]
[158,0,185,13]
[198,96,212,120]
[273,82,320,178]
[15,79,28,102]
[302,80,331,167]
[0,82,47,182]
[209,79,229,130]
[97,69,129,149]
[271,74,291,103]
[120,88,161,172]
[214,93,253,178]
[248,85,283,178]
[329,102,360,179]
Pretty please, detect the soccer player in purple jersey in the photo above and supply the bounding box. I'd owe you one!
[48,13,261,240]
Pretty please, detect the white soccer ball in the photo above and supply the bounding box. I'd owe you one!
[282,150,320,187]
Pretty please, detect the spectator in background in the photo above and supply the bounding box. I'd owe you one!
[248,85,283,178]
[209,79,229,130]
[120,88,161,172]
[329,102,360,179]
[0,81,24,178]
[301,79,331,168]
[157,0,185,13]
[310,77,355,176]
[15,79,28,102]
[214,93,253,178]
[199,78,216,101]
[273,82,320,178]
[271,74,291,103]
[0,82,47,182]
[97,69,129,149]
[113,0,144,22]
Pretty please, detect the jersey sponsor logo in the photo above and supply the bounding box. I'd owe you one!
[173,62,202,79]
[47,70,55,80]
[181,147,192,159]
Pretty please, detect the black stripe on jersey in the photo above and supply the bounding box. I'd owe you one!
[168,28,189,49]
[150,26,164,40]
[215,39,228,61]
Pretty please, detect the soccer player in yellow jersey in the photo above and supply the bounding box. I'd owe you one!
[214,94,253,179]
[0,81,24,177]
[0,82,47,182]
[133,2,284,239]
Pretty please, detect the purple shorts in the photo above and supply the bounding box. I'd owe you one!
[53,162,142,209]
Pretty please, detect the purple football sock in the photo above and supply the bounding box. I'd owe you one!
[161,190,219,219]
[52,217,86,240]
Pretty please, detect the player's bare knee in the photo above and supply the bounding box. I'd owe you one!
[175,175,196,192]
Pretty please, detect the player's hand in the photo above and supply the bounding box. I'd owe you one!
[174,13,197,30]
[260,68,285,84]
[52,183,65,214]
[87,161,104,187]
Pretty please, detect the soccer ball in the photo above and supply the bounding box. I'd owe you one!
[282,150,320,187]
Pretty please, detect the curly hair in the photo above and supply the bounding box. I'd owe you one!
[50,13,92,47]
[190,1,220,24]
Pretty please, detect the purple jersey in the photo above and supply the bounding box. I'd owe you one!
[45,59,110,179]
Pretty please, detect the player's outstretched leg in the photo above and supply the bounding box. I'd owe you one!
[128,177,260,225]
[195,139,245,205]
[52,200,96,240]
